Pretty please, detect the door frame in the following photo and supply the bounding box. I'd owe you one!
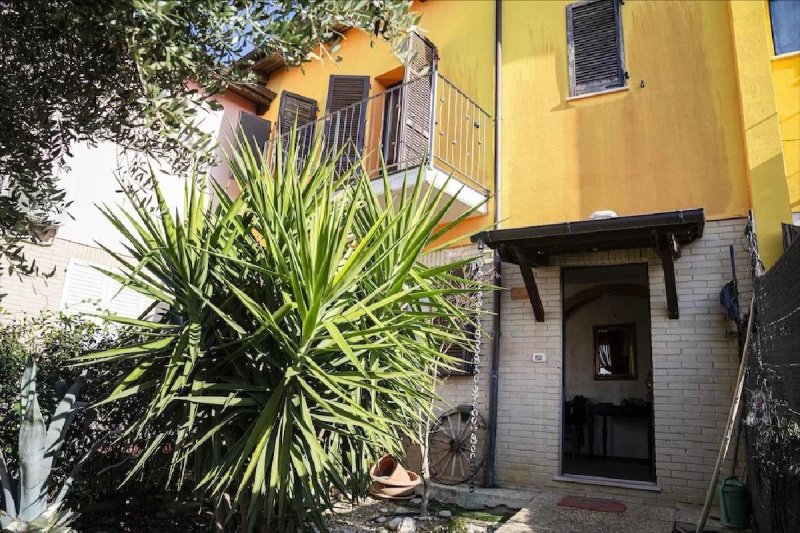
[557,262,658,486]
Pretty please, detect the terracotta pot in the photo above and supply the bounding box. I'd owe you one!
[370,456,415,486]
[371,455,399,478]
[368,476,420,499]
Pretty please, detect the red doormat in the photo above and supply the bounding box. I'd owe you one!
[557,496,626,513]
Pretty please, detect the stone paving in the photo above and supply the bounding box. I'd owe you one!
[494,493,747,533]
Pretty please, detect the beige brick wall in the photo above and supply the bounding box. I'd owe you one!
[0,238,122,319]
[433,218,752,505]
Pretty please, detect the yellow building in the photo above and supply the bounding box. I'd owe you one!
[247,0,798,506]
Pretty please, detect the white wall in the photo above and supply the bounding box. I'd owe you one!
[55,91,256,254]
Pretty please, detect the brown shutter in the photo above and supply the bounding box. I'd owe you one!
[323,75,370,173]
[439,323,477,376]
[400,32,437,168]
[237,111,271,160]
[567,0,625,97]
[278,91,317,161]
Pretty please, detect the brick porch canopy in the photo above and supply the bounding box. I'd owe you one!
[471,208,705,321]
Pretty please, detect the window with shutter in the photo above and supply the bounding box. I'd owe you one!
[60,259,152,319]
[437,265,479,377]
[278,92,318,162]
[567,0,626,97]
[237,111,271,161]
[400,32,437,168]
[323,75,371,173]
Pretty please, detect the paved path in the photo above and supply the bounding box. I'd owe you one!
[494,493,745,533]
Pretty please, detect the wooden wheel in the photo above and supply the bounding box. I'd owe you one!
[428,406,487,485]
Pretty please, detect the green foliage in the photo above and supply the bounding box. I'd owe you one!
[0,0,418,281]
[80,138,490,531]
[0,312,159,523]
[0,358,88,532]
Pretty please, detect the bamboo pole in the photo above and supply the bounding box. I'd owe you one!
[695,297,756,533]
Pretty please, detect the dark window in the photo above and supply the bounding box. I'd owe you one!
[278,91,317,161]
[236,111,271,161]
[567,0,626,97]
[770,0,800,56]
[437,265,479,377]
[324,75,370,173]
[439,323,477,376]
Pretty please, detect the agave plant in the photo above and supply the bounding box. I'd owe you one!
[78,137,490,531]
[0,359,87,532]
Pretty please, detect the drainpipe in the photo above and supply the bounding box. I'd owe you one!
[485,0,502,488]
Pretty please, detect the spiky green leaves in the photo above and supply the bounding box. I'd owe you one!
[83,135,490,531]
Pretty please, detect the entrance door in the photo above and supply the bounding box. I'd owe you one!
[561,264,656,483]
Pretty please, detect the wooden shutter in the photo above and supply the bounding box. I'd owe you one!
[440,323,477,376]
[278,92,317,161]
[323,75,370,173]
[567,0,625,97]
[237,111,271,160]
[400,32,437,168]
[437,265,478,377]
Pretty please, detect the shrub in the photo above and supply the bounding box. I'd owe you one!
[81,140,489,531]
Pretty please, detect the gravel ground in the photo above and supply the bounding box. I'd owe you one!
[325,495,511,533]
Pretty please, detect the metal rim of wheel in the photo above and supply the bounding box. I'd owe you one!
[428,407,487,485]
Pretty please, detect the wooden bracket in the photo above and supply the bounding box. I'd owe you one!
[658,233,680,319]
[519,263,545,322]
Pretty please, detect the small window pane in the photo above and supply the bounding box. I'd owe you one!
[770,0,800,55]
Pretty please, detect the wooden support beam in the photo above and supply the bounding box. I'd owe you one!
[658,234,680,319]
[519,263,545,322]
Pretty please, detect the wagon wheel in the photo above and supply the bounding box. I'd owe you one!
[428,406,487,485]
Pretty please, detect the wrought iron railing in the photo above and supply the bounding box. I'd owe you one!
[267,73,492,193]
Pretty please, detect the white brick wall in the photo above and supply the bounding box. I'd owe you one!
[0,238,122,319]
[433,218,752,505]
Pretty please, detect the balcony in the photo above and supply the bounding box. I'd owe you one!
[268,73,492,221]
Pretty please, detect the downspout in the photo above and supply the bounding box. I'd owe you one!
[485,0,502,488]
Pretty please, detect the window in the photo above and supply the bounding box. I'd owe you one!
[236,111,271,161]
[769,0,800,56]
[436,265,480,377]
[277,92,318,160]
[60,259,152,318]
[323,75,370,172]
[567,0,626,97]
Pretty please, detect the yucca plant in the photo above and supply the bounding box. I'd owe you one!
[0,359,89,532]
[77,136,490,531]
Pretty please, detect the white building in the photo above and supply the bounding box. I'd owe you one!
[0,87,273,320]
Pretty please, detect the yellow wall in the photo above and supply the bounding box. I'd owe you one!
[773,54,800,214]
[501,0,752,230]
[728,0,792,267]
[764,0,800,215]
[261,0,495,240]
[259,0,796,262]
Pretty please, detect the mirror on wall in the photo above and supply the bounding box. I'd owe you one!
[593,323,636,380]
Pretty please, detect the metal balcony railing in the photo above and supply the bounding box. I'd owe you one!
[267,73,493,193]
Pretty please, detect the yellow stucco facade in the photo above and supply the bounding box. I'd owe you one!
[258,0,796,267]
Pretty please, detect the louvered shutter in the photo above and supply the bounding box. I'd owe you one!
[60,260,152,318]
[237,111,271,161]
[439,323,477,376]
[323,75,370,174]
[400,32,436,168]
[278,92,317,162]
[567,0,625,97]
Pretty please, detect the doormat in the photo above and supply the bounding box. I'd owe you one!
[557,496,626,513]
